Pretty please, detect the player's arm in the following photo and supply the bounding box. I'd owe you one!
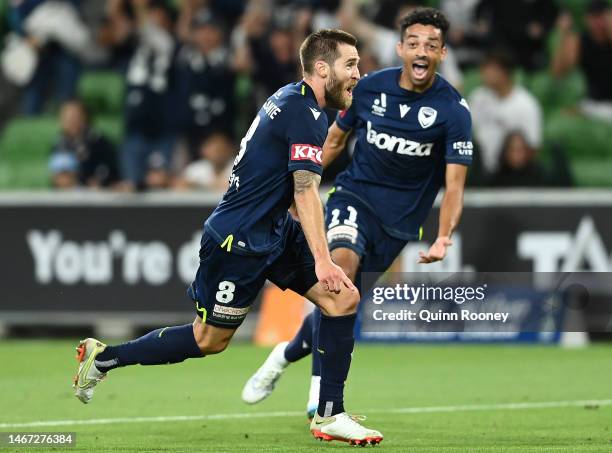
[293,170,356,293]
[322,122,351,169]
[418,164,467,264]
[290,121,349,221]
[419,95,472,264]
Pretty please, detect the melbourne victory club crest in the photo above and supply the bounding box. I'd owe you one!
[418,106,437,129]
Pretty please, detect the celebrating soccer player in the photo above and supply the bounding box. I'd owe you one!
[73,29,384,446]
[242,7,473,420]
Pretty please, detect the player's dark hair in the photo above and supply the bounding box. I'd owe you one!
[399,7,449,45]
[299,29,357,75]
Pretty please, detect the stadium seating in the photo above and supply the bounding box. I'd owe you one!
[545,113,612,186]
[0,116,57,189]
[527,70,586,115]
[77,71,125,116]
[0,114,123,189]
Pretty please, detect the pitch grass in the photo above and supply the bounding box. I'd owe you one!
[0,341,611,452]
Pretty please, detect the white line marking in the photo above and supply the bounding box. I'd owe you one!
[1,399,610,429]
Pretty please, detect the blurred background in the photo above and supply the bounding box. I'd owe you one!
[0,0,611,345]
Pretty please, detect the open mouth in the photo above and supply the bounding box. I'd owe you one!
[412,61,429,79]
[346,84,355,97]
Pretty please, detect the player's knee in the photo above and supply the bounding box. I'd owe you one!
[196,337,229,355]
[192,320,233,355]
[344,289,360,312]
[321,289,360,316]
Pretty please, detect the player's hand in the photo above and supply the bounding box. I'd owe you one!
[418,236,453,264]
[315,259,357,293]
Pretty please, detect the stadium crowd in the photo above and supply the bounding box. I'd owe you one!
[0,0,611,191]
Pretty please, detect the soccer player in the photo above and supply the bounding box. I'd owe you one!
[242,8,473,418]
[72,29,384,446]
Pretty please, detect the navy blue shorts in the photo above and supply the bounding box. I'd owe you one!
[188,219,318,329]
[325,192,408,276]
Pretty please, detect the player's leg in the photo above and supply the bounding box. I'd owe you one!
[305,246,361,417]
[280,247,359,366]
[306,245,405,421]
[242,197,367,412]
[73,316,240,404]
[304,282,382,445]
[264,219,382,444]
[74,231,265,404]
[241,228,362,409]
[284,308,315,363]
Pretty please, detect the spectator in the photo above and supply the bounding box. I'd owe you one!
[337,0,463,90]
[175,8,236,159]
[96,0,140,73]
[488,131,573,187]
[551,0,612,123]
[439,0,489,67]
[248,23,299,101]
[475,0,559,71]
[469,50,543,175]
[174,132,235,192]
[49,99,120,189]
[231,1,312,104]
[144,150,172,190]
[121,0,177,191]
[48,151,79,189]
[488,132,547,187]
[5,0,106,115]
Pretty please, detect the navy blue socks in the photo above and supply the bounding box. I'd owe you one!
[284,310,315,362]
[94,323,202,372]
[311,307,321,376]
[283,307,322,376]
[317,312,357,417]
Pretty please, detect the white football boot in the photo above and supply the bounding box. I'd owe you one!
[241,341,289,404]
[310,412,384,446]
[73,338,107,404]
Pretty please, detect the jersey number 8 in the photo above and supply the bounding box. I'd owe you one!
[216,281,236,304]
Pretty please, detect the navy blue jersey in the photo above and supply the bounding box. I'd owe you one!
[205,81,327,255]
[335,68,473,240]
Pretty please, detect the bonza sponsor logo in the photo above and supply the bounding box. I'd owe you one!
[366,121,433,156]
[291,144,322,164]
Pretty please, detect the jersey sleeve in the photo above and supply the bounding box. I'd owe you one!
[286,99,327,175]
[444,98,474,166]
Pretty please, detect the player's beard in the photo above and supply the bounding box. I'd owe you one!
[324,71,350,110]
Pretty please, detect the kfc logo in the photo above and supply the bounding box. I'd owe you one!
[291,144,322,164]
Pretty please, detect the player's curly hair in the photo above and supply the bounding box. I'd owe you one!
[399,7,450,45]
[300,29,357,75]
